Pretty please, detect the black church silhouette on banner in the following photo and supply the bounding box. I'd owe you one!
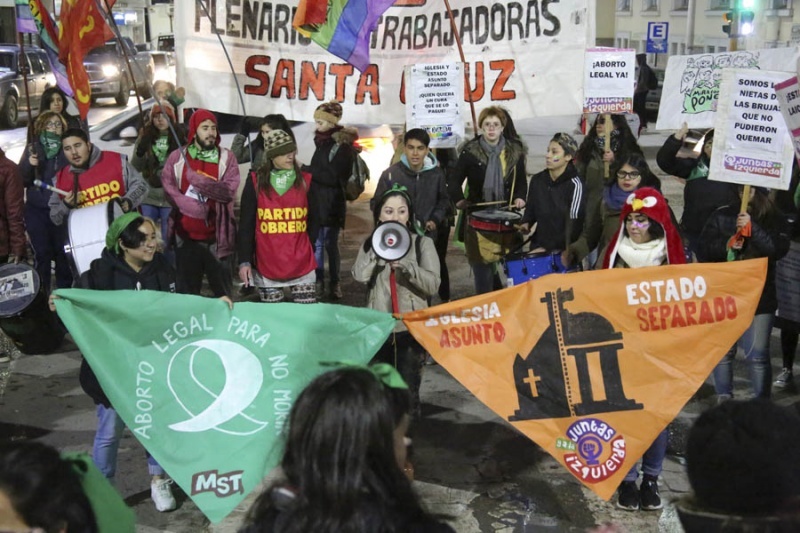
[509,288,643,421]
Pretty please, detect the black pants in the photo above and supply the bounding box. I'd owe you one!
[371,331,424,416]
[432,222,451,301]
[175,238,232,297]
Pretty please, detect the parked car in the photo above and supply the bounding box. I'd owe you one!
[148,51,176,86]
[85,37,154,106]
[0,44,56,128]
[645,67,665,121]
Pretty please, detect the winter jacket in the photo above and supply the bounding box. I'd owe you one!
[306,127,356,228]
[49,146,149,226]
[521,164,585,252]
[698,203,790,314]
[161,146,240,259]
[656,135,738,236]
[0,149,26,258]
[372,152,450,235]
[352,233,440,332]
[131,128,185,208]
[448,136,527,206]
[230,133,268,171]
[18,140,68,211]
[78,249,176,407]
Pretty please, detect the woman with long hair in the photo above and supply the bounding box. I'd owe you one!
[232,113,295,172]
[566,153,662,268]
[448,106,527,294]
[699,186,790,401]
[237,129,317,303]
[352,185,440,414]
[239,365,454,532]
[38,86,86,133]
[603,187,685,512]
[131,103,185,260]
[17,110,72,292]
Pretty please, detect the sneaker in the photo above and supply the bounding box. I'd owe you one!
[330,283,343,300]
[151,478,176,512]
[774,368,793,388]
[640,477,662,510]
[616,480,640,511]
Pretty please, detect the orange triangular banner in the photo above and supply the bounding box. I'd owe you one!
[403,259,767,501]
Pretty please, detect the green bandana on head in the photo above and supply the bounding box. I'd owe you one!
[40,131,62,159]
[270,168,296,195]
[321,361,409,389]
[152,135,169,163]
[187,143,220,163]
[106,212,142,254]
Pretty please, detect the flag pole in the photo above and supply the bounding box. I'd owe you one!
[442,0,477,139]
[17,33,34,144]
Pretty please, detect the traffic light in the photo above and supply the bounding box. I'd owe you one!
[740,10,755,35]
[722,11,733,35]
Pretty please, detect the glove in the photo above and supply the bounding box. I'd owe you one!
[240,120,250,136]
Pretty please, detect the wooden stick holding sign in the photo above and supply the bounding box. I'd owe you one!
[603,113,611,179]
[739,185,751,214]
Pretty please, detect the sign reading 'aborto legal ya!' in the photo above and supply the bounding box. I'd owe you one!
[583,48,636,114]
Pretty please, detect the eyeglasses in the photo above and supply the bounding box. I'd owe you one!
[44,120,62,130]
[626,217,650,228]
[617,171,641,180]
[482,122,503,130]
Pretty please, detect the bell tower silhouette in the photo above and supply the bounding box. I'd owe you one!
[509,288,642,421]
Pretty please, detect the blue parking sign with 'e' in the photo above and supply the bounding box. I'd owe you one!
[646,22,669,53]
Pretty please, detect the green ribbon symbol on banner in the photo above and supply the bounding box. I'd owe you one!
[54,289,396,523]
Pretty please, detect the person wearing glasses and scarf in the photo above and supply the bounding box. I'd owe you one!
[448,106,527,294]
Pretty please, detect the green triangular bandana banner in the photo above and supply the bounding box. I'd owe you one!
[54,289,397,523]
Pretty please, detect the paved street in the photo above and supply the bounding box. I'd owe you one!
[1,121,799,532]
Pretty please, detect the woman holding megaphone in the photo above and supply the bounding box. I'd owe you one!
[353,185,440,416]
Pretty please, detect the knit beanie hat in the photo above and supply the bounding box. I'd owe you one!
[187,109,219,146]
[551,132,579,158]
[314,101,343,125]
[264,129,297,160]
[602,187,686,268]
[106,212,142,254]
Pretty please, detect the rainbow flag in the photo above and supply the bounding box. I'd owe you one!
[293,0,396,72]
[28,0,74,96]
[15,0,36,33]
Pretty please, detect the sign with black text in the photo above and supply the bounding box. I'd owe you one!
[583,48,635,114]
[775,75,800,164]
[405,63,465,148]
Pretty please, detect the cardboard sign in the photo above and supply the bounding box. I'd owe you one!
[405,63,465,148]
[775,75,800,164]
[583,48,636,114]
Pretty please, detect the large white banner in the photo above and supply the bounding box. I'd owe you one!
[710,69,794,191]
[655,47,800,131]
[175,0,590,124]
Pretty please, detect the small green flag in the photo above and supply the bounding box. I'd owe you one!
[54,289,396,523]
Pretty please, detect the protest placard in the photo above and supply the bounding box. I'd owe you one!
[405,63,465,148]
[583,48,635,114]
[775,75,800,164]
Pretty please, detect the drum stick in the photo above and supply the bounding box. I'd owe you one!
[33,179,69,197]
[508,166,517,209]
[603,113,611,179]
[471,200,507,207]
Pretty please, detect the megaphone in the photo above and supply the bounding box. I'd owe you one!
[371,221,412,262]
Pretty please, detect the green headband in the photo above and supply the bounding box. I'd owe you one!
[63,452,135,532]
[321,361,408,389]
[105,212,143,254]
[379,183,425,236]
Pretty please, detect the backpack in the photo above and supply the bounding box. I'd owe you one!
[646,67,658,91]
[329,143,370,201]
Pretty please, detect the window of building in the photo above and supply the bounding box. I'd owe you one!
[770,0,790,9]
[673,0,689,8]
[709,0,731,10]
[617,0,632,11]
[643,0,659,11]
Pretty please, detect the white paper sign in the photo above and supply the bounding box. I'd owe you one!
[774,75,800,163]
[656,47,800,130]
[583,48,635,114]
[710,69,794,190]
[405,63,465,148]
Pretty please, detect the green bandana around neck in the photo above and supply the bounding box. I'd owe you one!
[270,168,296,195]
[152,135,169,163]
[188,143,220,163]
[40,131,62,159]
[687,159,709,181]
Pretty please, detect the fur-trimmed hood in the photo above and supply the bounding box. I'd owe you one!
[332,127,361,152]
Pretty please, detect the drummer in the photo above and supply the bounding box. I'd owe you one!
[48,128,148,227]
[518,133,585,256]
[448,107,527,295]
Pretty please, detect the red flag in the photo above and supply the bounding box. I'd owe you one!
[293,0,328,35]
[58,0,116,118]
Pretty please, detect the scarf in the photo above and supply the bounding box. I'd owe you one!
[187,143,219,163]
[40,131,61,159]
[687,157,710,181]
[594,129,621,154]
[152,135,169,163]
[479,135,506,202]
[616,236,667,268]
[270,168,296,195]
[313,126,341,147]
[603,183,631,211]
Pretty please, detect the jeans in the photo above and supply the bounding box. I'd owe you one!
[712,313,774,399]
[175,238,232,297]
[93,404,164,479]
[314,226,341,284]
[624,429,668,481]
[471,261,503,295]
[141,204,174,266]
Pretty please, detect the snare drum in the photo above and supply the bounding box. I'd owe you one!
[0,263,64,354]
[468,209,521,233]
[65,199,124,275]
[503,251,578,286]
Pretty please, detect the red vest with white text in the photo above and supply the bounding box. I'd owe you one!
[55,151,125,208]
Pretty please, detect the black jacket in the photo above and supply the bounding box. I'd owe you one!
[306,128,356,229]
[447,136,527,206]
[698,203,790,314]
[18,140,68,211]
[78,249,176,407]
[372,154,450,234]
[521,164,586,252]
[656,135,738,236]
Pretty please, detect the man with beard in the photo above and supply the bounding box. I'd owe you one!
[161,109,240,297]
[49,128,148,226]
